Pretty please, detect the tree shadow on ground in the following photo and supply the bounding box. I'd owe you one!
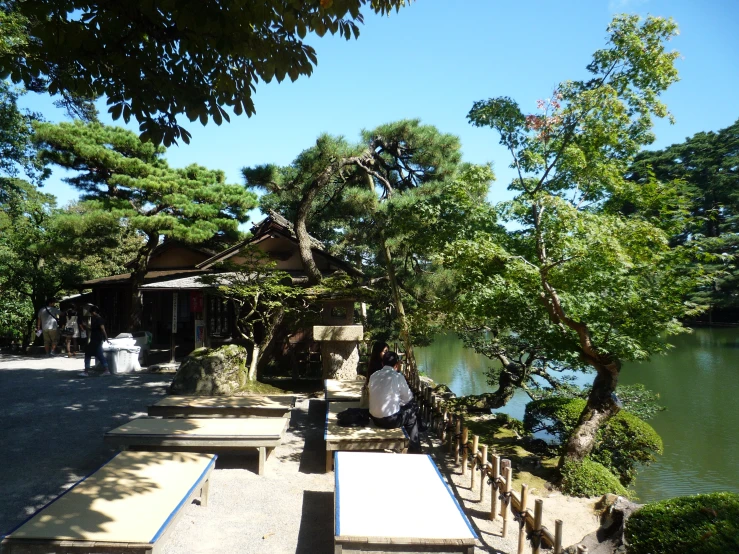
[272,397,327,474]
[295,490,334,554]
[0,367,172,534]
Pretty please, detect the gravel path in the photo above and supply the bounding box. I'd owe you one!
[0,354,595,553]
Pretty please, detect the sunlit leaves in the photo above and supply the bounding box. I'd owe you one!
[1,0,410,146]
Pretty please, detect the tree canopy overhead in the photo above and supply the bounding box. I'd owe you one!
[1,0,409,146]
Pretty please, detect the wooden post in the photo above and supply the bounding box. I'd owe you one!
[517,483,529,554]
[470,435,479,489]
[461,427,469,475]
[440,408,448,440]
[490,454,500,521]
[533,499,544,554]
[554,519,563,554]
[425,386,432,422]
[479,444,488,502]
[453,417,461,460]
[500,465,512,538]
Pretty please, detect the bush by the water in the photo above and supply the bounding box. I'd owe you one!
[625,492,739,554]
[524,397,662,485]
[560,459,629,498]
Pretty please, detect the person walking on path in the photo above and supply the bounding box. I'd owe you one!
[367,351,424,453]
[80,306,111,377]
[36,298,61,356]
[63,305,80,357]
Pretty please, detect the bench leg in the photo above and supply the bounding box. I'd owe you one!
[258,447,266,476]
[326,451,333,473]
[200,477,210,507]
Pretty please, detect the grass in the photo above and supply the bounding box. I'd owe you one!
[464,416,559,496]
[236,379,293,395]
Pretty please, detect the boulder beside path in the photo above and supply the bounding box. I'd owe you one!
[169,345,248,395]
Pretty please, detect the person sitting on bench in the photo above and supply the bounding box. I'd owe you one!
[367,351,423,453]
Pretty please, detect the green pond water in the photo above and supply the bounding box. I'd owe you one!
[415,329,739,502]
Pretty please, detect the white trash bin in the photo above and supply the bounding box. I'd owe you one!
[102,344,141,374]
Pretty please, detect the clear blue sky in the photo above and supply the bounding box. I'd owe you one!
[21,0,739,213]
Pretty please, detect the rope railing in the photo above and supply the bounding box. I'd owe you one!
[412,380,588,554]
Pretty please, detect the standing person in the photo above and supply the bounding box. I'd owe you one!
[80,306,111,377]
[36,298,61,356]
[63,305,80,357]
[367,341,389,380]
[368,351,423,453]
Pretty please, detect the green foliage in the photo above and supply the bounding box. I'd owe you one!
[626,492,739,554]
[446,15,695,462]
[560,459,629,498]
[524,397,663,485]
[0,82,48,187]
[590,410,663,485]
[611,119,739,318]
[244,120,492,349]
[1,0,408,145]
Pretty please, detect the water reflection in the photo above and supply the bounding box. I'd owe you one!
[416,328,739,502]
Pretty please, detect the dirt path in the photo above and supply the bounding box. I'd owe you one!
[0,355,599,553]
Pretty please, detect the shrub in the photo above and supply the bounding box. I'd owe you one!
[625,492,739,554]
[524,397,663,486]
[590,411,663,485]
[523,397,586,442]
[560,459,629,498]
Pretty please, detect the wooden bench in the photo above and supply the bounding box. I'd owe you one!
[1,451,215,554]
[147,395,295,419]
[324,379,365,402]
[324,402,408,473]
[104,417,288,475]
[334,452,478,554]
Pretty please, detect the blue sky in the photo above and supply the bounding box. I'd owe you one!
[20,0,739,213]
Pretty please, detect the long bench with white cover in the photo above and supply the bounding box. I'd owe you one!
[334,451,478,553]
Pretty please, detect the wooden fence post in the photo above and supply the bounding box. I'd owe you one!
[532,499,543,554]
[554,519,563,554]
[517,483,529,554]
[500,464,512,538]
[461,427,469,475]
[440,408,448,440]
[453,417,461,459]
[469,435,479,489]
[490,454,500,521]
[479,444,488,502]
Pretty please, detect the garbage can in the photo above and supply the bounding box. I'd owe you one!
[114,332,152,366]
[102,345,141,374]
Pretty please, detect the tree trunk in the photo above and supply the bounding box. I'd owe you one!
[295,190,323,285]
[128,235,159,331]
[362,171,418,381]
[561,362,621,464]
[248,307,285,381]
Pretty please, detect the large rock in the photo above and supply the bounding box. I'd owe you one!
[564,495,643,554]
[169,345,248,395]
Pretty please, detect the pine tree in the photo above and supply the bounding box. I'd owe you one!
[34,121,258,329]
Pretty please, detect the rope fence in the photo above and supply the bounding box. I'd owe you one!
[407,375,588,554]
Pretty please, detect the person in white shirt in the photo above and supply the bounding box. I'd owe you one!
[36,298,61,356]
[368,351,423,453]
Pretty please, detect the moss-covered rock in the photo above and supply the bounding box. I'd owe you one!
[625,492,739,554]
[560,459,629,498]
[169,345,248,395]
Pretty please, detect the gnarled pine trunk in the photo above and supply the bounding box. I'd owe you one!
[128,234,159,331]
[561,360,621,464]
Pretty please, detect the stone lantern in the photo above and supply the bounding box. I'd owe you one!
[313,300,363,380]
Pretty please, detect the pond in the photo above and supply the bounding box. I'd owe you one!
[415,328,739,502]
